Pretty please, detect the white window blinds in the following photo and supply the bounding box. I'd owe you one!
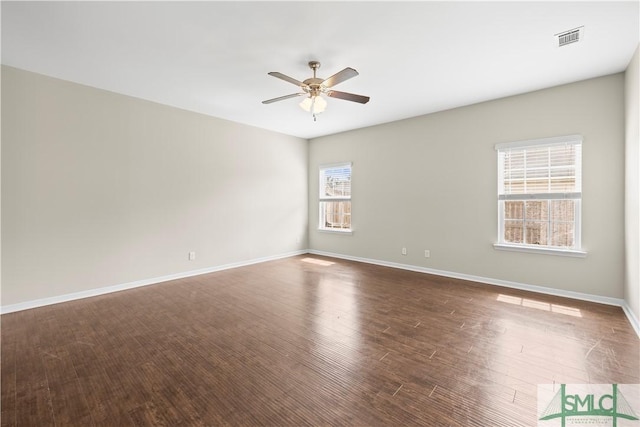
[497,135,582,200]
[320,164,352,200]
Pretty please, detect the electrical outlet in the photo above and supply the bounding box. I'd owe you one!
[189,251,196,260]
[402,247,407,255]
[424,250,430,258]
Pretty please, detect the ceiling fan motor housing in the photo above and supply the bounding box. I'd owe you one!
[304,61,324,96]
[302,78,324,96]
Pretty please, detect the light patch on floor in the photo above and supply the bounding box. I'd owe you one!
[301,257,336,266]
[497,294,582,317]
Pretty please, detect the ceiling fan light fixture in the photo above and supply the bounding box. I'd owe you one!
[299,95,327,114]
[299,96,312,112]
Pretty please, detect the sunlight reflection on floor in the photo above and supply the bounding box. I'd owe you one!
[301,257,336,266]
[497,294,582,317]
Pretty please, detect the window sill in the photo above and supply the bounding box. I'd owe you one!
[493,243,587,258]
[318,228,353,235]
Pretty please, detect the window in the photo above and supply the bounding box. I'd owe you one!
[495,135,585,256]
[319,163,352,232]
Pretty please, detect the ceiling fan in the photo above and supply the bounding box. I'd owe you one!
[262,61,370,121]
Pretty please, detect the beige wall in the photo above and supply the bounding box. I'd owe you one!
[625,45,640,323]
[1,66,308,307]
[309,74,625,299]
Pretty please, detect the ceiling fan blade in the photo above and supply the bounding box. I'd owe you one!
[262,93,306,104]
[322,67,359,88]
[327,90,370,104]
[268,72,306,87]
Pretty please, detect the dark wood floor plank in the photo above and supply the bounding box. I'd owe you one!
[2,255,638,426]
[0,338,17,427]
[13,386,55,427]
[47,377,94,426]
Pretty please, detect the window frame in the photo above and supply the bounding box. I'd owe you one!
[494,135,587,257]
[318,162,353,234]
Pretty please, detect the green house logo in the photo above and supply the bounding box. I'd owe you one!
[539,384,639,427]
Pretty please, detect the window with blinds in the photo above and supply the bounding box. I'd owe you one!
[495,135,583,253]
[319,163,352,232]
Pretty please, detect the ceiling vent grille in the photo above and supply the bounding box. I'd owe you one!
[557,27,584,47]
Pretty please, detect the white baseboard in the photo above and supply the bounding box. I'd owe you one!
[308,250,639,338]
[0,250,307,314]
[622,301,640,338]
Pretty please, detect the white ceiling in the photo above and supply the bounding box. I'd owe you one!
[2,1,639,139]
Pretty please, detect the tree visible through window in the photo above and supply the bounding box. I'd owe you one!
[319,163,351,231]
[496,135,582,252]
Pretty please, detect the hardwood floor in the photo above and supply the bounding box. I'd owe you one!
[1,255,638,426]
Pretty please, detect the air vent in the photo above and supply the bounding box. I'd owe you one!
[556,27,584,47]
